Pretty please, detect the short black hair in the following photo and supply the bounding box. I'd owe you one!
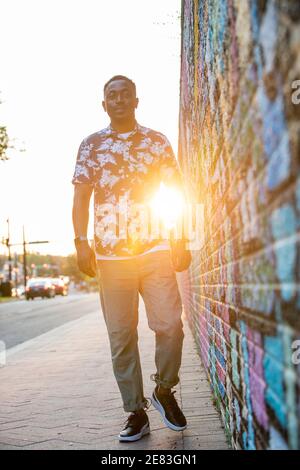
[103,75,136,96]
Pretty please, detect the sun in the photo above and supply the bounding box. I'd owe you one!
[150,182,184,232]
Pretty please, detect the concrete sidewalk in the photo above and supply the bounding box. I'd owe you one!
[0,297,230,450]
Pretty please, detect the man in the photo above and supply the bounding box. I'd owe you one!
[72,75,187,442]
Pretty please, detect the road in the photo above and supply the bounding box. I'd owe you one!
[0,293,101,350]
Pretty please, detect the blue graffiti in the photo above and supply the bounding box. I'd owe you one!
[240,321,255,449]
[264,336,287,428]
[267,131,291,191]
[271,204,297,301]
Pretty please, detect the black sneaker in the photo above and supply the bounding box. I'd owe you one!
[118,409,150,442]
[152,386,187,431]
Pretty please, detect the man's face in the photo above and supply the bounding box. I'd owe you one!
[102,79,138,121]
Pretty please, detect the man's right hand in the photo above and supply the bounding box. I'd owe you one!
[76,242,97,277]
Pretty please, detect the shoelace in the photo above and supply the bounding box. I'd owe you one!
[123,398,151,426]
[124,413,139,426]
[151,374,179,408]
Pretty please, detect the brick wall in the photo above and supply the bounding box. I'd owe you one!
[178,0,300,449]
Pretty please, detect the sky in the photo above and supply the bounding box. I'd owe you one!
[0,0,181,257]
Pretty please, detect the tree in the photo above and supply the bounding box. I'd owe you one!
[0,92,9,161]
[60,253,87,283]
[0,126,9,161]
[0,92,26,160]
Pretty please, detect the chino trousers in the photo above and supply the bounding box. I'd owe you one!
[96,250,184,412]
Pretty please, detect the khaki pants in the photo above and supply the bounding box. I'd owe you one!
[96,250,184,412]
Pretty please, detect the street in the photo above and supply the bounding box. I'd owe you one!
[0,293,100,350]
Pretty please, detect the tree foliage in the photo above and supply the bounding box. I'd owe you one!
[0,126,9,161]
[0,91,9,160]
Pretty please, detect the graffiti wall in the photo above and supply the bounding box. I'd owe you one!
[178,0,300,449]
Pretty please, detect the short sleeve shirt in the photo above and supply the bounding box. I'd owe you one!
[72,122,182,257]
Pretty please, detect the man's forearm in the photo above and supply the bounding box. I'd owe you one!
[72,197,90,238]
[72,192,96,277]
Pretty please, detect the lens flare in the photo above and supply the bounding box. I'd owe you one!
[150,183,184,231]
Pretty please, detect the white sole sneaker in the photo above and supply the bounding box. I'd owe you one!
[152,392,187,432]
[118,422,150,442]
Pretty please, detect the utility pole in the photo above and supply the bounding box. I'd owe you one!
[14,252,18,286]
[6,218,12,282]
[23,226,27,289]
[0,219,12,282]
[21,226,49,289]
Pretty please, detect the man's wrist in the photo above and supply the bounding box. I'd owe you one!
[74,236,89,249]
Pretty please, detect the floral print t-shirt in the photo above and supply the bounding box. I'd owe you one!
[72,122,182,257]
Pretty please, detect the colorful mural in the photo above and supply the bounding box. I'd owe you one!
[178,0,300,450]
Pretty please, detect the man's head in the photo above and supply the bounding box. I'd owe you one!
[102,75,139,123]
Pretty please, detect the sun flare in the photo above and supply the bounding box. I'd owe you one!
[150,182,184,231]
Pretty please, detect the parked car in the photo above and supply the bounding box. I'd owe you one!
[25,278,56,300]
[51,278,68,296]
